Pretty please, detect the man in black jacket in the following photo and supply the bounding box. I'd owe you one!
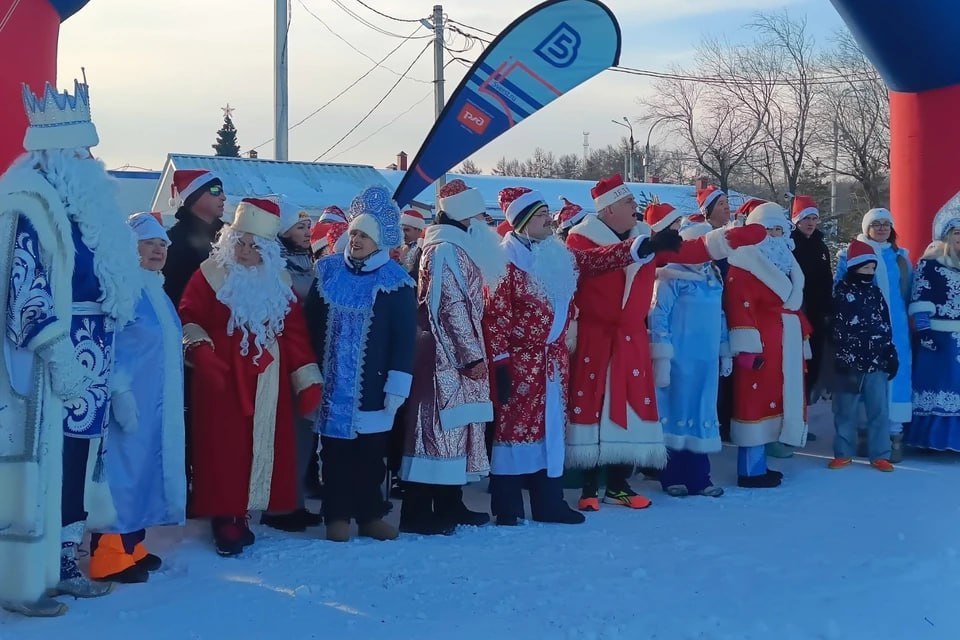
[162,169,226,306]
[790,195,833,406]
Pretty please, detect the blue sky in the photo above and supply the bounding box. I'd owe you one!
[56,0,850,172]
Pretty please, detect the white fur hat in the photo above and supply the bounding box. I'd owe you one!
[861,208,894,236]
[746,202,792,232]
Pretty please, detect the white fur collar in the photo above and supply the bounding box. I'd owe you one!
[569,214,647,247]
[728,244,805,310]
[423,223,469,251]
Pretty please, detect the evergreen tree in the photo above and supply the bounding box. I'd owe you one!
[213,111,241,157]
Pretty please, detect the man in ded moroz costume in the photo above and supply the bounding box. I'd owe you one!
[400,179,504,535]
[178,197,322,556]
[485,186,662,526]
[566,175,765,511]
[0,77,142,616]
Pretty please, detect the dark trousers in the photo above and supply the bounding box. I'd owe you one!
[62,436,91,527]
[90,530,146,555]
[806,326,827,396]
[659,448,712,494]
[490,470,568,520]
[717,374,734,442]
[320,432,388,525]
[581,463,632,495]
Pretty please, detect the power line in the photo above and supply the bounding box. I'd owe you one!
[327,0,432,39]
[252,24,426,151]
[296,0,432,82]
[327,90,434,161]
[349,0,421,23]
[315,39,434,161]
[446,18,497,38]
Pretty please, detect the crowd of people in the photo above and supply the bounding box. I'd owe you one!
[3,79,960,619]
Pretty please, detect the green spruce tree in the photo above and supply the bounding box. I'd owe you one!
[213,112,241,157]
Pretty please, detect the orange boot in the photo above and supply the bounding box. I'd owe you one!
[90,534,149,584]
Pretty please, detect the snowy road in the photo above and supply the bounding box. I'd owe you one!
[2,401,960,639]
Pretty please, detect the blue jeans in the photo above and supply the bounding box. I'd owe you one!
[833,371,890,461]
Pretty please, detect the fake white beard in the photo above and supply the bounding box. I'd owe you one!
[527,234,578,310]
[467,219,508,286]
[758,235,795,276]
[211,227,295,364]
[12,149,142,325]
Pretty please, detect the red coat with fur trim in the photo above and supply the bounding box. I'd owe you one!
[724,245,812,448]
[564,215,733,469]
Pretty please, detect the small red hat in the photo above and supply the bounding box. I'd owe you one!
[846,238,878,269]
[326,222,349,253]
[643,202,682,233]
[233,197,281,239]
[736,198,767,217]
[400,209,427,230]
[697,186,725,213]
[555,197,587,231]
[686,213,706,223]
[592,174,633,210]
[170,169,222,208]
[439,179,468,199]
[791,195,819,224]
[319,205,347,224]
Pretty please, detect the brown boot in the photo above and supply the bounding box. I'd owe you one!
[357,518,399,541]
[325,520,351,543]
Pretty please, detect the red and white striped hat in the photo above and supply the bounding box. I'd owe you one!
[169,169,222,208]
[791,195,819,224]
[400,209,427,230]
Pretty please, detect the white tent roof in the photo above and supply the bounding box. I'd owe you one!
[151,154,392,222]
[378,170,753,220]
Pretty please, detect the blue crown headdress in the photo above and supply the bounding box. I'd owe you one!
[21,77,99,151]
[933,190,960,242]
[349,185,402,249]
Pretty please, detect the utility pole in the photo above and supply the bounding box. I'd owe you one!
[831,116,839,218]
[612,117,635,181]
[274,0,289,161]
[582,131,590,165]
[432,5,446,196]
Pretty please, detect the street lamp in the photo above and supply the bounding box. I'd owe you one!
[642,116,670,184]
[611,117,635,181]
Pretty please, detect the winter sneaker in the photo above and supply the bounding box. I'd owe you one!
[603,486,652,509]
[665,485,689,498]
[136,553,162,572]
[357,519,399,541]
[697,486,725,498]
[94,564,149,584]
[737,471,782,489]
[496,515,521,526]
[325,520,351,543]
[56,545,115,598]
[828,457,853,470]
[765,442,794,458]
[260,511,308,533]
[578,486,600,512]
[2,596,68,617]
[211,517,245,557]
[890,434,904,464]
[871,459,895,473]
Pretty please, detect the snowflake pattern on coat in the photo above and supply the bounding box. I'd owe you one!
[831,278,897,375]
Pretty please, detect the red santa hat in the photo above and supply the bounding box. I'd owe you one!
[736,198,767,217]
[745,202,791,232]
[328,222,349,253]
[643,201,682,233]
[791,195,819,224]
[319,205,347,224]
[499,187,547,233]
[400,209,427,231]
[169,169,223,208]
[697,185,725,214]
[846,238,878,269]
[233,197,282,240]
[438,179,486,221]
[861,207,894,236]
[310,221,330,253]
[555,197,587,231]
[592,174,633,211]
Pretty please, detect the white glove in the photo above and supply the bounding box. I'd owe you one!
[384,393,405,414]
[720,357,733,378]
[653,358,671,388]
[111,390,139,433]
[40,338,94,400]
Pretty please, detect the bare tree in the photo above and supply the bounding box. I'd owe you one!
[555,154,583,179]
[458,159,482,174]
[491,157,523,177]
[818,28,890,210]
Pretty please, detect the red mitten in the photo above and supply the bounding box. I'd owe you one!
[298,383,323,416]
[190,344,229,393]
[724,223,767,249]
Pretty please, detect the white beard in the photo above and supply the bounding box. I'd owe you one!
[758,235,795,276]
[211,228,295,364]
[528,235,578,311]
[9,149,142,325]
[467,219,508,286]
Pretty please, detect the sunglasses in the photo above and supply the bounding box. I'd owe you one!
[207,185,224,196]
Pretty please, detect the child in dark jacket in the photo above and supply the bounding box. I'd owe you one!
[829,239,900,471]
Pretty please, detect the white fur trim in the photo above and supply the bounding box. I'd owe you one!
[505,190,546,227]
[311,236,329,253]
[729,328,762,355]
[680,222,713,241]
[383,370,413,398]
[565,318,578,352]
[861,208,894,236]
[400,212,426,230]
[931,318,960,332]
[439,188,485,221]
[779,313,808,447]
[728,245,805,311]
[909,301,936,316]
[594,185,632,211]
[699,189,722,213]
[792,207,818,224]
[746,202,792,231]
[400,455,488,485]
[291,363,322,395]
[234,201,282,240]
[439,401,493,431]
[649,341,673,360]
[703,227,734,260]
[629,235,655,266]
[650,210,684,233]
[175,172,221,205]
[247,341,280,511]
[730,416,783,447]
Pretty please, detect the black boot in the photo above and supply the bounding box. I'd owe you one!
[529,472,585,525]
[737,470,782,489]
[399,483,455,536]
[435,485,490,527]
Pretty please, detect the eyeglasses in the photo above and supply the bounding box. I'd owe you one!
[207,185,224,197]
[869,221,892,230]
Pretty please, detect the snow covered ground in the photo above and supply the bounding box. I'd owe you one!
[3,400,960,639]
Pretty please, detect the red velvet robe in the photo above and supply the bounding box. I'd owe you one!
[179,260,321,517]
[564,215,732,468]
